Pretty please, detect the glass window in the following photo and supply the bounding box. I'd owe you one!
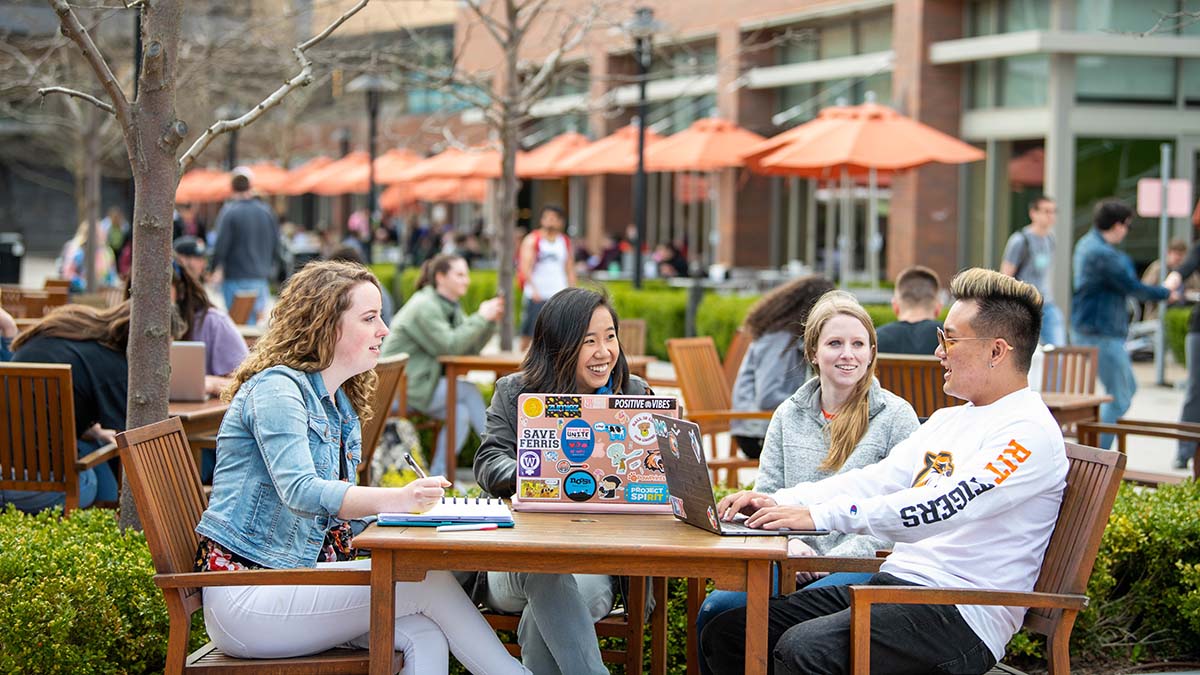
[820,23,854,59]
[1076,55,1175,103]
[969,60,998,109]
[779,82,819,126]
[1003,0,1049,31]
[1074,137,1173,262]
[858,12,892,53]
[780,37,818,64]
[1000,55,1049,106]
[1075,0,1175,32]
[967,0,1001,37]
[861,72,892,105]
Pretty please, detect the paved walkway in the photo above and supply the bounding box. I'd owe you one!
[17,255,1194,483]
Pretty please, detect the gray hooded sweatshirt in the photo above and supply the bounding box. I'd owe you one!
[755,376,920,557]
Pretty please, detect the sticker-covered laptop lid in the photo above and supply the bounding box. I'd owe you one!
[513,393,678,512]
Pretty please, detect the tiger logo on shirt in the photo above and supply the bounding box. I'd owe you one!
[913,451,954,487]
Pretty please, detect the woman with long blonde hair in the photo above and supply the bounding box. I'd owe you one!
[196,260,529,674]
[695,290,920,673]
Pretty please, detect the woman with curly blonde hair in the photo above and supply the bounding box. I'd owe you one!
[196,260,529,674]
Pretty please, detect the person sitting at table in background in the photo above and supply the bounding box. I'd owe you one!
[696,289,920,675]
[173,257,248,395]
[653,241,689,278]
[703,268,1066,675]
[173,235,210,284]
[4,301,176,512]
[193,260,529,674]
[0,305,15,361]
[875,265,943,355]
[381,254,503,476]
[472,287,647,675]
[730,275,836,459]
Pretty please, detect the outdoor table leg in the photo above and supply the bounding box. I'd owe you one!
[443,366,459,485]
[369,550,396,675]
[686,577,704,675]
[745,559,772,675]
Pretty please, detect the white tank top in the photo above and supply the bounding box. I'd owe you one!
[526,233,569,299]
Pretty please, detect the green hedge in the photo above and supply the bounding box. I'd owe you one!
[1166,306,1189,365]
[0,507,204,674]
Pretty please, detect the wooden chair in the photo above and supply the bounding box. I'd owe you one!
[117,417,400,674]
[666,337,774,487]
[620,318,648,357]
[1076,419,1200,487]
[722,328,752,386]
[1040,345,1098,395]
[0,362,118,513]
[358,354,408,486]
[874,354,964,419]
[43,278,71,291]
[484,576,668,674]
[227,292,258,326]
[846,442,1126,675]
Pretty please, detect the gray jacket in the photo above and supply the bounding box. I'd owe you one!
[730,331,808,439]
[474,372,650,498]
[756,377,919,557]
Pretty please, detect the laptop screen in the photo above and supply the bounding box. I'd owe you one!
[514,393,678,512]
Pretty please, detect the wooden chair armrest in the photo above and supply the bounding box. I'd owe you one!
[686,409,776,423]
[1076,422,1200,449]
[847,585,1088,611]
[847,585,1088,673]
[1117,418,1200,433]
[645,377,678,389]
[76,442,118,470]
[875,549,892,558]
[155,568,371,588]
[777,556,885,593]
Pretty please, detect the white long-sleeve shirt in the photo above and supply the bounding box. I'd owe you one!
[775,387,1067,662]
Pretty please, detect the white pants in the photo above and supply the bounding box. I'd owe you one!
[203,560,529,675]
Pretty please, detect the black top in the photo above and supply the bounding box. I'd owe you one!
[1176,243,1200,334]
[875,319,942,357]
[12,335,128,437]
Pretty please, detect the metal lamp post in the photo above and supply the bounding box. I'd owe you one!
[625,7,660,289]
[347,73,399,225]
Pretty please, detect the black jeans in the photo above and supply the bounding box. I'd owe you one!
[733,435,764,460]
[700,572,996,675]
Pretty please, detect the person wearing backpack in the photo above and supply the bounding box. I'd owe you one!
[1000,195,1063,346]
[517,205,575,350]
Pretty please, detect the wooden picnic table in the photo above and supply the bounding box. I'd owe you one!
[168,398,230,439]
[353,510,788,675]
[435,353,653,485]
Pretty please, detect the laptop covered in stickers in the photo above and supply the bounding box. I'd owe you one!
[511,393,679,513]
[651,414,827,536]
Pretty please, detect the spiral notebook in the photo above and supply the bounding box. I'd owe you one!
[377,497,514,527]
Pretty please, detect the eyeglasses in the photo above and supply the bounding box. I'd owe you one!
[936,327,1014,353]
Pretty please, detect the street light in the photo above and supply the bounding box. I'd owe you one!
[346,73,399,225]
[625,6,661,289]
[216,104,243,170]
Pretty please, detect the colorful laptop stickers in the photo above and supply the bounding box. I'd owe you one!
[513,393,678,513]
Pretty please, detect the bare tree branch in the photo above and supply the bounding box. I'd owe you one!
[178,0,370,170]
[518,5,599,108]
[461,0,509,48]
[38,85,115,114]
[45,0,131,124]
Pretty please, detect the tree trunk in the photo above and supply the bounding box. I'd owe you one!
[118,1,185,531]
[496,1,521,351]
[83,107,101,292]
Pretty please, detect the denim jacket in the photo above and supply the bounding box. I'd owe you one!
[1071,229,1169,338]
[195,365,360,569]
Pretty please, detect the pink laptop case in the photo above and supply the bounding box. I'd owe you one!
[512,393,679,513]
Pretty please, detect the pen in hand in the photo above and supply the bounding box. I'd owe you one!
[404,452,428,479]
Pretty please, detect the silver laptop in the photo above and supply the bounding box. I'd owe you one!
[652,414,827,537]
[169,341,208,402]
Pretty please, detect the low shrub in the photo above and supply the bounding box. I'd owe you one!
[608,287,688,361]
[1166,306,1189,365]
[0,506,203,675]
[695,294,757,359]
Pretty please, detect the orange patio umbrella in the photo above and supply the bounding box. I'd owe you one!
[283,156,334,188]
[516,132,591,179]
[553,124,664,176]
[175,168,230,203]
[320,149,424,194]
[285,152,371,196]
[409,178,487,203]
[243,162,291,195]
[401,147,518,181]
[644,118,766,172]
[748,103,984,175]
